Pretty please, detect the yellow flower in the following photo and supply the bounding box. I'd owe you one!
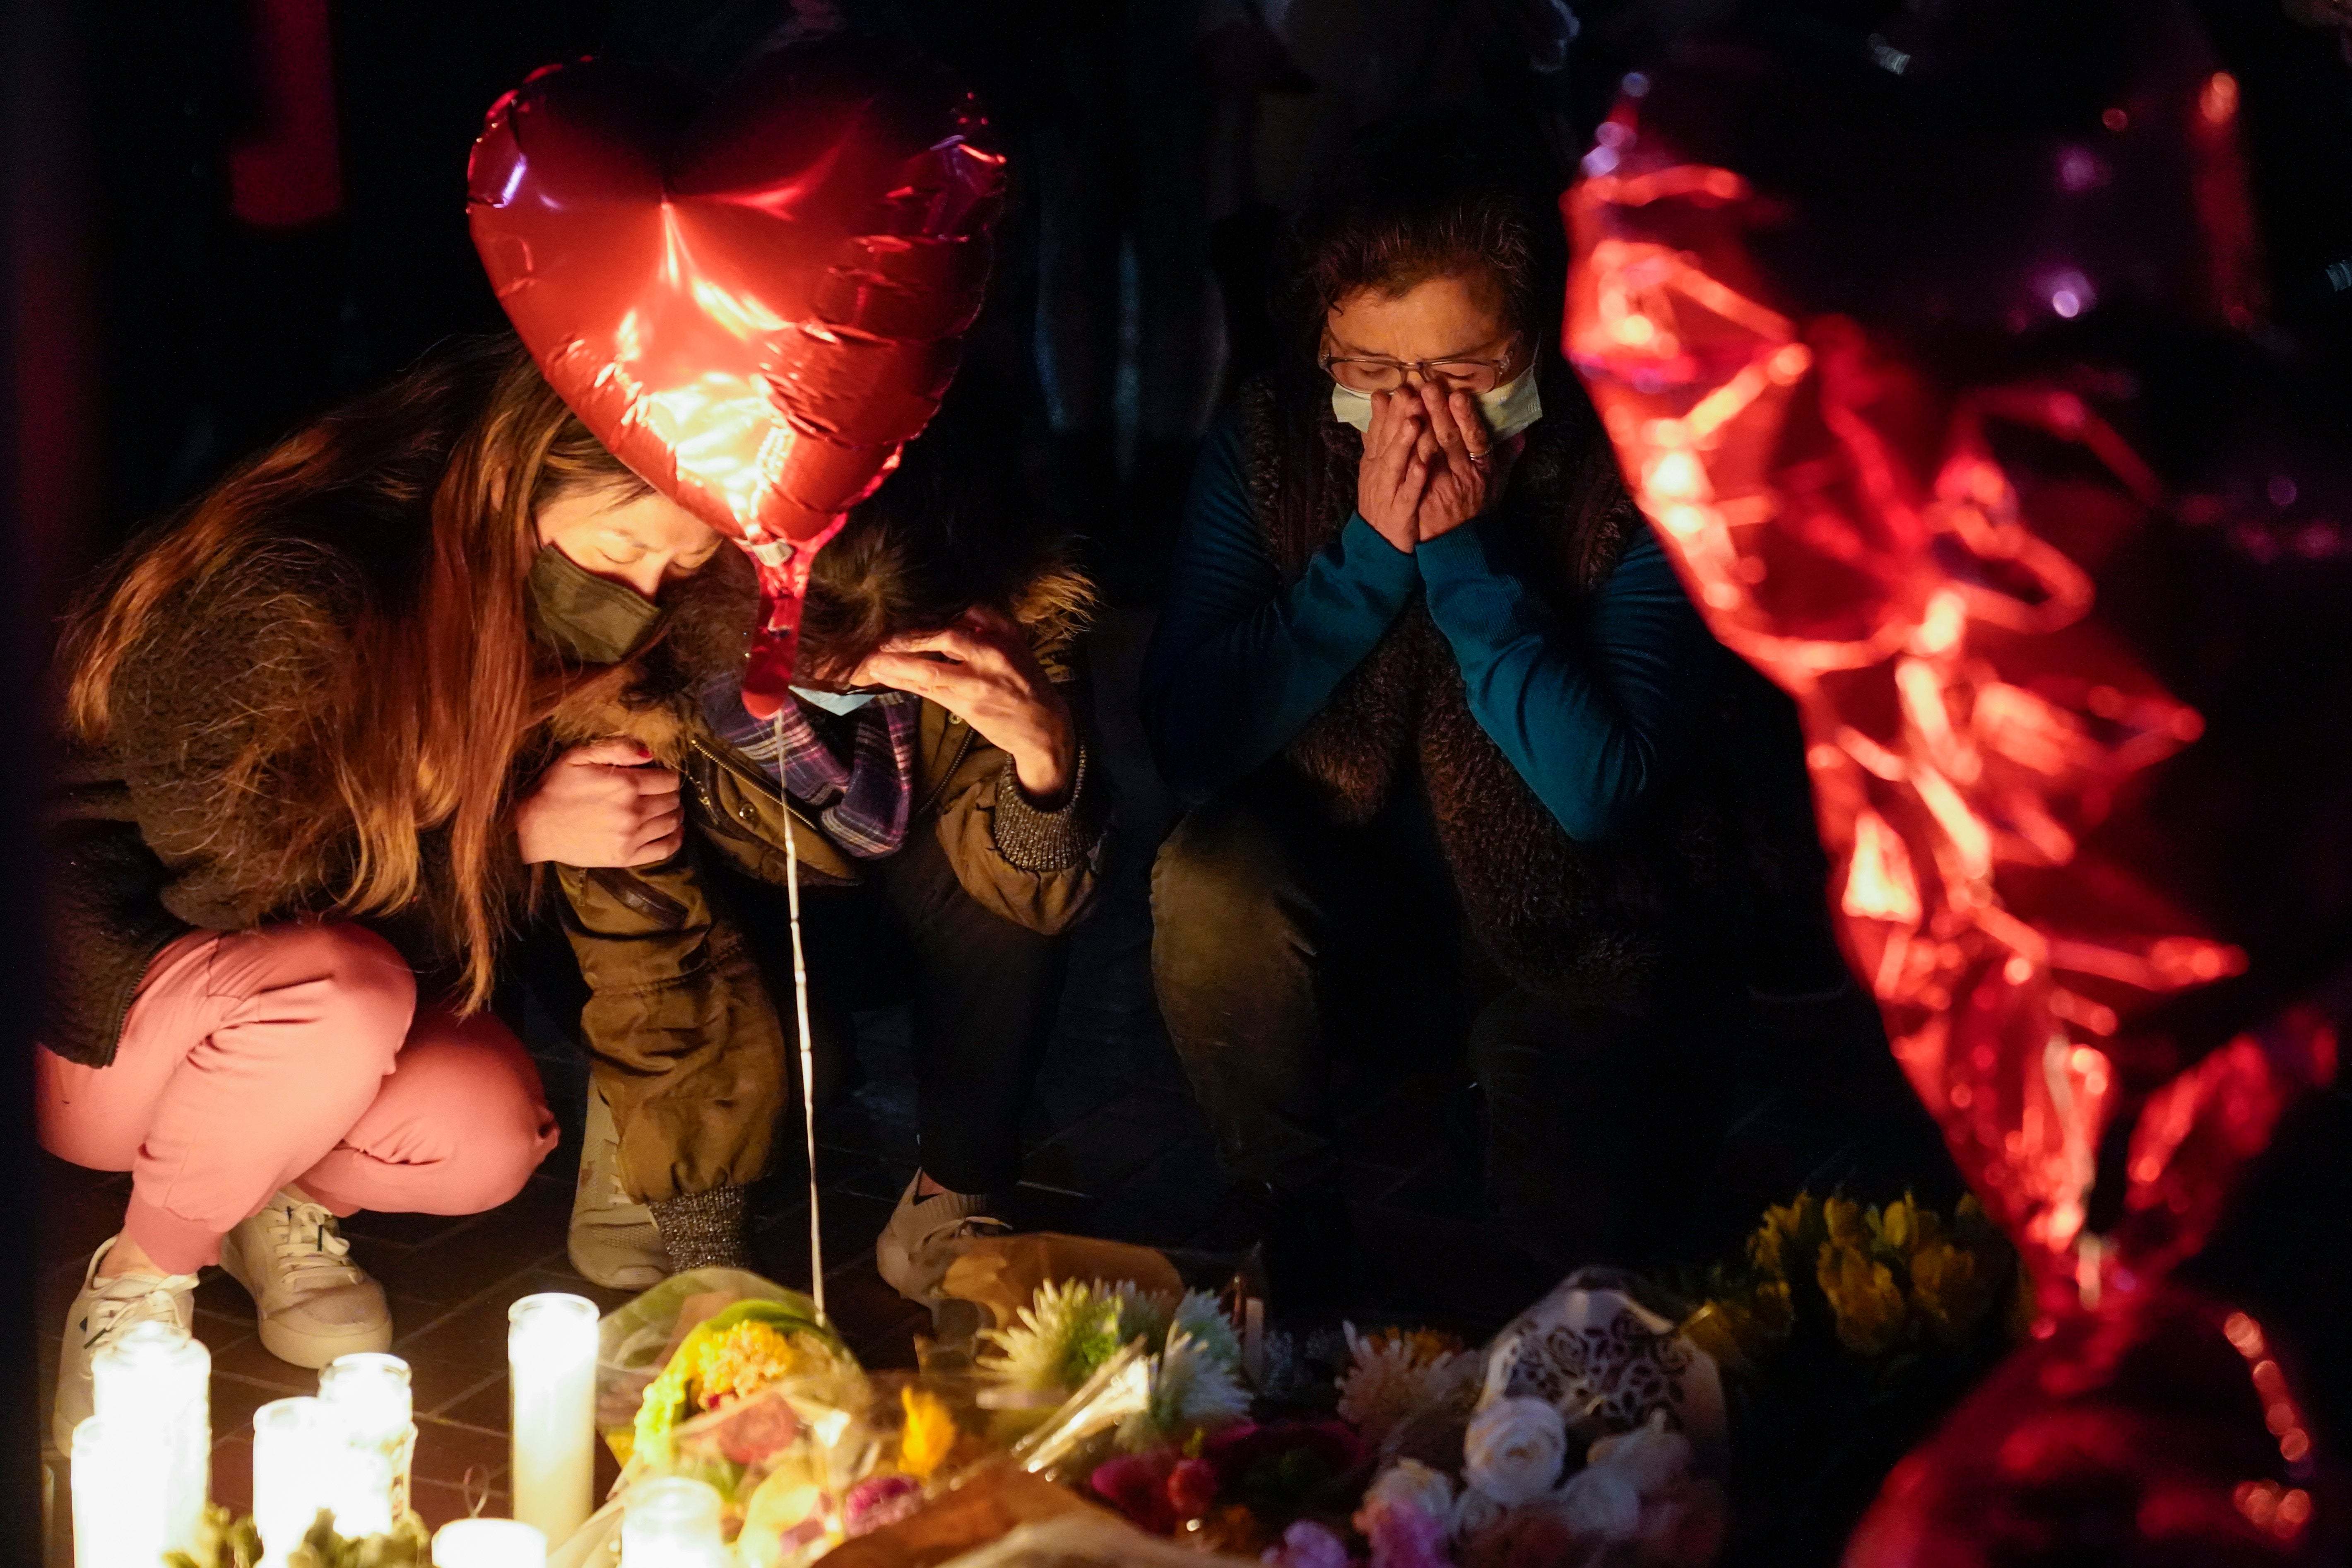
[898,1385,958,1480]
[1751,1193,1820,1277]
[1908,1242,1992,1346]
[1823,1195,1867,1249]
[1750,1277,1795,1344]
[1871,1194,1921,1255]
[1816,1243,1907,1356]
[693,1321,808,1409]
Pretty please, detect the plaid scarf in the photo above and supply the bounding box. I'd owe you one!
[702,678,920,860]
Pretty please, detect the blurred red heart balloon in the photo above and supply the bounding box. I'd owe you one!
[1567,0,2352,1560]
[467,39,1005,713]
[1843,1283,2340,1567]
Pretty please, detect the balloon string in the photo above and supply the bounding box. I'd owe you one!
[776,710,826,1320]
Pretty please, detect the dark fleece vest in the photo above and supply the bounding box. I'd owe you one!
[1237,376,1737,1014]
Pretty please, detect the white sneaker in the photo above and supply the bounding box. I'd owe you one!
[218,1188,392,1368]
[874,1175,1007,1306]
[568,1086,669,1290]
[52,1237,199,1452]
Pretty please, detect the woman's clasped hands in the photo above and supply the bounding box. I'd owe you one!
[515,739,685,867]
[1354,380,1503,554]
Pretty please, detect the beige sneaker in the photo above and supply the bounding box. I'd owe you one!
[874,1175,1007,1305]
[569,1086,669,1289]
[219,1188,392,1368]
[52,1238,199,1452]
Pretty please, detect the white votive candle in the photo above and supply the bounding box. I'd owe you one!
[432,1518,549,1568]
[508,1292,599,1544]
[621,1477,728,1568]
[91,1320,210,1554]
[319,1352,414,1534]
[72,1416,176,1568]
[253,1397,352,1568]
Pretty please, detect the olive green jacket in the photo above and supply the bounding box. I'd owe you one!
[549,553,1107,1203]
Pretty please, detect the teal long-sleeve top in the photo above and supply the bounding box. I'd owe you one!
[1140,416,1720,842]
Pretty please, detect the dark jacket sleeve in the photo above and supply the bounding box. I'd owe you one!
[1415,519,1717,842]
[928,686,1111,937]
[1141,417,1420,800]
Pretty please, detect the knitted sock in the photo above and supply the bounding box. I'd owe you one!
[648,1185,750,1271]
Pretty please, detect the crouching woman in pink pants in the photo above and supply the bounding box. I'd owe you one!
[43,337,723,1448]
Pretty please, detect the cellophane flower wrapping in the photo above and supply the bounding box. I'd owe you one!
[591,1269,871,1567]
[670,1361,1055,1566]
[597,1269,844,1465]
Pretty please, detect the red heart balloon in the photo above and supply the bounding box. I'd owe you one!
[467,40,1005,713]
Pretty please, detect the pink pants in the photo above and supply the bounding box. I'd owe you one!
[37,922,560,1274]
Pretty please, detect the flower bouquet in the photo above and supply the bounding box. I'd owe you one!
[595,1269,853,1466]
[559,1269,871,1568]
[977,1279,1250,1448]
[1667,1192,2023,1561]
[1287,1402,1727,1568]
[1088,1419,1368,1552]
[1288,1192,2021,1567]
[1260,1283,1729,1568]
[824,1373,1017,1544]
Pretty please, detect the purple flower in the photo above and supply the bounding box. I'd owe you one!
[1262,1520,1353,1568]
[841,1473,923,1537]
[1363,1502,1452,1568]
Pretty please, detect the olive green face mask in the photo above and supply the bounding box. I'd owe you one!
[527,544,671,665]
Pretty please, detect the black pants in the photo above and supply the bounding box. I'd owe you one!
[715,826,1071,1197]
[1150,773,1745,1269]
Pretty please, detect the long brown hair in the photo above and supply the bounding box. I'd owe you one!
[794,427,1091,681]
[61,336,650,1008]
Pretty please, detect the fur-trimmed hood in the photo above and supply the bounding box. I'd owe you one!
[547,540,1097,758]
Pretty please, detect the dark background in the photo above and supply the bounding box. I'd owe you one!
[58,0,2352,572]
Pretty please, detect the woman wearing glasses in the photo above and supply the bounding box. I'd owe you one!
[1141,123,1851,1313]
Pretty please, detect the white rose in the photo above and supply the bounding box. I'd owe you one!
[1451,1484,1507,1542]
[1557,1463,1642,1542]
[1360,1458,1456,1525]
[1463,1397,1568,1508]
[1584,1411,1692,1499]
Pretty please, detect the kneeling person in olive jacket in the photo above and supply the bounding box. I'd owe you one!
[553,467,1109,1301]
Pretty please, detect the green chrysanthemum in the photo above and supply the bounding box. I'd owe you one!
[1107,1282,1174,1349]
[980,1279,1129,1395]
[1118,1329,1252,1450]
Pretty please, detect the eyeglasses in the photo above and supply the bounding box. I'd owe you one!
[1319,337,1522,395]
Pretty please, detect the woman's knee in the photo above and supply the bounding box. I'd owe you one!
[339,1014,557,1211]
[1151,795,1312,942]
[225,921,419,1049]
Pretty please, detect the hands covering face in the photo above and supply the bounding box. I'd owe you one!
[852,606,1079,805]
[1353,381,1504,552]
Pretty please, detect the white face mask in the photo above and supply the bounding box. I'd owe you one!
[792,685,879,715]
[1330,366,1545,443]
